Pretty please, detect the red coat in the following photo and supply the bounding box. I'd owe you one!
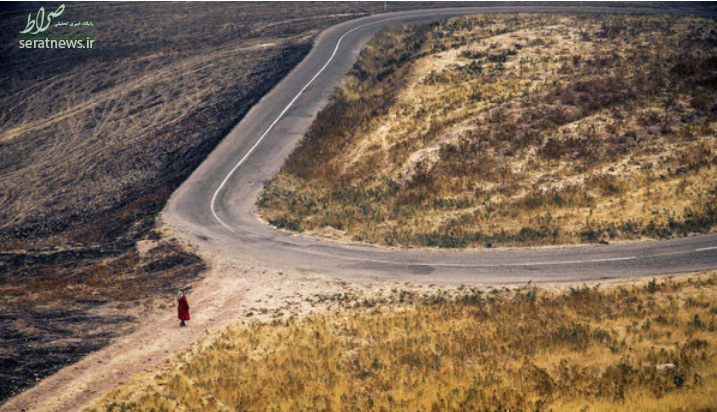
[178,295,190,321]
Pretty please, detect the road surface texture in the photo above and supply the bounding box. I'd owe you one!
[164,5,717,286]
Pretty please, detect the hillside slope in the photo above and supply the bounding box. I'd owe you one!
[259,13,717,248]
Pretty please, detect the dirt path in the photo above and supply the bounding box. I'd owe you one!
[0,269,238,411]
[0,240,391,412]
[0,254,271,412]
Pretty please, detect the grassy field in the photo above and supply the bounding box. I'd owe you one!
[259,13,717,248]
[88,272,717,412]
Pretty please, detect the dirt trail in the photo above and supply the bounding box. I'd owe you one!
[1,257,264,412]
[0,240,387,412]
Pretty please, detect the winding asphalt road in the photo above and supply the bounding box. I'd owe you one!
[163,6,717,285]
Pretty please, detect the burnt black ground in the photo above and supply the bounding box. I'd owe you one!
[0,306,134,401]
[0,241,204,404]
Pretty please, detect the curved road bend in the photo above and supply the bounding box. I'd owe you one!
[163,6,717,286]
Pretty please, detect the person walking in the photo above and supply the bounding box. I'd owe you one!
[177,289,190,327]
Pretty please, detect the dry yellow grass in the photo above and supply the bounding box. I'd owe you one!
[259,13,717,248]
[88,273,717,412]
